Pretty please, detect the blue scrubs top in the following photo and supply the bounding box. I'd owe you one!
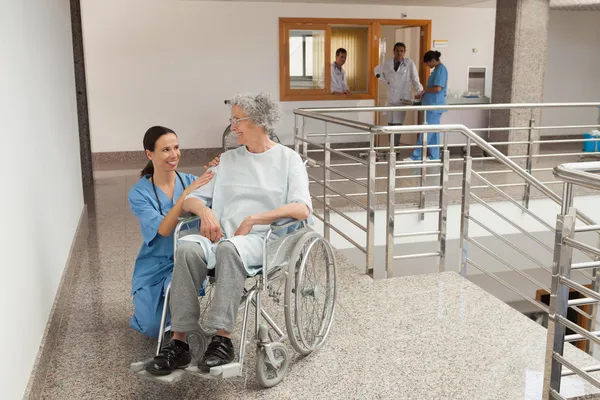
[128,172,197,295]
[422,63,448,110]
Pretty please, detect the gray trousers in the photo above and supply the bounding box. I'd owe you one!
[389,123,403,146]
[170,241,247,334]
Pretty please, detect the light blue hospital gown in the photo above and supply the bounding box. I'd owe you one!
[180,144,312,276]
[128,172,198,337]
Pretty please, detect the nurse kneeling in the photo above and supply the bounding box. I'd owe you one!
[128,126,214,337]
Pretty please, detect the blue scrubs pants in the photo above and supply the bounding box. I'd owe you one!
[130,275,172,338]
[410,111,442,161]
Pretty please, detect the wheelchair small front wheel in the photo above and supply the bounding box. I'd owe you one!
[255,342,289,388]
[187,325,209,361]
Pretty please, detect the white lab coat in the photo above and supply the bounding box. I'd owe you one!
[374,58,423,124]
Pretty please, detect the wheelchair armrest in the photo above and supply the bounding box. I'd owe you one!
[269,217,304,232]
[175,215,201,238]
[178,215,201,224]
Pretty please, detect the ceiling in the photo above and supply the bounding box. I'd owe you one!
[550,0,600,10]
[201,0,496,6]
[201,0,600,10]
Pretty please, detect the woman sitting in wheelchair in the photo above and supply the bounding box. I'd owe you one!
[128,127,216,338]
[146,92,312,376]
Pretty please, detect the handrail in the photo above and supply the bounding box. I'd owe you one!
[296,108,597,227]
[299,102,600,114]
[294,109,374,131]
[553,162,600,191]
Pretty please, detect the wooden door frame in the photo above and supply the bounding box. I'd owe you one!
[371,19,431,145]
[372,19,432,113]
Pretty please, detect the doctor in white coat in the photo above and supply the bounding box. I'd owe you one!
[374,42,423,147]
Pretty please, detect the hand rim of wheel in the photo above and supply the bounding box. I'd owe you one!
[284,232,337,356]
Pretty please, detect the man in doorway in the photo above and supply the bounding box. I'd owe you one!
[331,48,351,95]
[374,42,423,147]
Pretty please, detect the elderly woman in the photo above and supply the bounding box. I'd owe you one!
[146,93,312,376]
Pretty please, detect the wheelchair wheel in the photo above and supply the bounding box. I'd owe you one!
[187,325,209,361]
[198,277,217,336]
[284,232,336,356]
[255,342,289,388]
[188,277,217,360]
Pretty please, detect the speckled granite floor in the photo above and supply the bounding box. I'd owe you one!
[35,170,600,400]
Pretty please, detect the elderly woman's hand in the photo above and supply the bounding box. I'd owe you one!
[234,216,254,236]
[199,207,223,243]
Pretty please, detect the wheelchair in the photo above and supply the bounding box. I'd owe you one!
[148,216,337,387]
[139,121,336,387]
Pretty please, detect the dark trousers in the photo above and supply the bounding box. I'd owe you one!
[389,123,402,147]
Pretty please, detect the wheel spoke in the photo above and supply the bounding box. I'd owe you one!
[285,233,336,356]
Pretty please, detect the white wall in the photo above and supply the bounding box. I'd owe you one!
[81,0,496,152]
[542,11,600,136]
[0,0,83,398]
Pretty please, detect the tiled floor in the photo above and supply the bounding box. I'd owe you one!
[36,163,600,399]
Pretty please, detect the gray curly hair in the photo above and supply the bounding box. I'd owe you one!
[229,92,281,133]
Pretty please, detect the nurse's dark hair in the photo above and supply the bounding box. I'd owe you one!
[393,42,406,51]
[140,126,177,177]
[424,50,441,62]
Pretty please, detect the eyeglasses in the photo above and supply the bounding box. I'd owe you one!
[229,117,251,125]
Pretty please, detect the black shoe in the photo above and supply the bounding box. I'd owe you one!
[145,339,191,376]
[198,335,235,372]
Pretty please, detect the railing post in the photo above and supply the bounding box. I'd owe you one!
[459,156,472,277]
[524,118,536,209]
[385,133,396,279]
[367,135,377,276]
[294,114,300,154]
[589,265,600,355]
[543,194,576,399]
[438,149,450,273]
[419,111,428,221]
[590,226,600,356]
[301,116,307,160]
[324,122,330,241]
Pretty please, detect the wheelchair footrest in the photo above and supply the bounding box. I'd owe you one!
[186,362,242,379]
[130,359,186,384]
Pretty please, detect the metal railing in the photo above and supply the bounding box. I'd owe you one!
[293,102,600,397]
[544,162,600,400]
[294,102,600,281]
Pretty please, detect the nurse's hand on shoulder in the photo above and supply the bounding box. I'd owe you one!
[204,154,221,170]
[183,170,214,196]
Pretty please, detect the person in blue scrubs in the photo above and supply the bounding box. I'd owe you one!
[128,126,215,338]
[406,50,448,161]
